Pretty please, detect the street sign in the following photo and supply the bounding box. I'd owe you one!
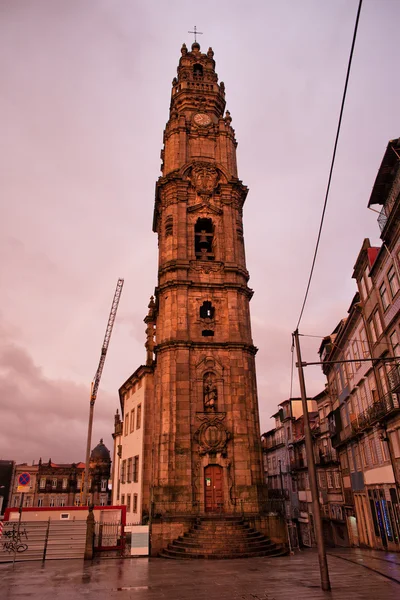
[17,473,30,492]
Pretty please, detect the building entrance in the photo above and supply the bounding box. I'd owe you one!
[204,465,223,512]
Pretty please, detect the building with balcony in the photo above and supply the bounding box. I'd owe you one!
[262,395,345,548]
[8,440,111,509]
[319,136,400,552]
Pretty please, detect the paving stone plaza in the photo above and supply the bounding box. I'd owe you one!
[1,549,400,600]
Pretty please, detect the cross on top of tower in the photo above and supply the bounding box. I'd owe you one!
[188,25,203,43]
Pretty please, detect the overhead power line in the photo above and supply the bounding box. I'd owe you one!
[295,0,363,330]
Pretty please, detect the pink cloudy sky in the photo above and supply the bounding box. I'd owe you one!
[1,1,399,463]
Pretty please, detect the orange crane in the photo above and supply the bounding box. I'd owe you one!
[82,278,124,505]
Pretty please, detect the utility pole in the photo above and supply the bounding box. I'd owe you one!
[293,329,331,591]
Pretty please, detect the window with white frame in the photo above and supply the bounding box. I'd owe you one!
[360,328,369,358]
[333,471,341,489]
[101,479,107,492]
[380,282,389,311]
[374,309,383,337]
[352,341,361,369]
[369,317,377,344]
[359,275,367,300]
[369,438,378,464]
[340,451,349,471]
[345,352,352,379]
[127,457,132,483]
[133,494,138,513]
[62,477,68,489]
[368,372,378,404]
[75,495,81,506]
[360,442,368,467]
[354,445,361,470]
[378,365,388,396]
[124,413,129,436]
[52,478,57,489]
[50,496,55,507]
[364,268,372,292]
[40,477,46,489]
[337,369,343,394]
[388,265,399,298]
[130,409,135,433]
[389,429,400,458]
[127,494,131,513]
[38,497,43,507]
[347,447,355,472]
[380,439,390,462]
[359,383,368,412]
[327,472,334,489]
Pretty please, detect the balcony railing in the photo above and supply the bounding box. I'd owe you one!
[267,489,289,500]
[290,457,307,470]
[378,205,388,232]
[315,450,338,465]
[388,363,400,392]
[264,435,285,450]
[335,393,399,446]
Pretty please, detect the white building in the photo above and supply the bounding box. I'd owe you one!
[112,365,153,523]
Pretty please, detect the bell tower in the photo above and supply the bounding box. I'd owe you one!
[144,42,265,519]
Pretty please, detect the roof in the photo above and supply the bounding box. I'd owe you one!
[90,439,111,463]
[368,138,400,207]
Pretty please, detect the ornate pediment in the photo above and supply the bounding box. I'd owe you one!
[187,202,222,215]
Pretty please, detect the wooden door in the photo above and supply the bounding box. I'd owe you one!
[204,465,224,512]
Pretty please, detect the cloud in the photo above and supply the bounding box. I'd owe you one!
[0,329,115,464]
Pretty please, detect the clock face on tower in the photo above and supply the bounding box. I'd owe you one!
[193,113,212,127]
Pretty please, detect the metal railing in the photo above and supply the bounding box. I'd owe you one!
[290,457,307,470]
[388,363,400,392]
[336,393,400,444]
[0,520,86,563]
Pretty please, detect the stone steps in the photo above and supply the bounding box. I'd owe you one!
[159,516,288,560]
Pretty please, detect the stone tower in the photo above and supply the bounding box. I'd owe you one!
[144,41,265,519]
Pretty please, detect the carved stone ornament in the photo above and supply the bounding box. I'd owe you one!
[194,415,231,456]
[190,261,223,274]
[190,163,219,199]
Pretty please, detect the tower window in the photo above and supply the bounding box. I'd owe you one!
[202,329,214,337]
[200,301,215,319]
[195,218,214,260]
[193,64,203,78]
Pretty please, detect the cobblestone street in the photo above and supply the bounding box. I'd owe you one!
[1,549,400,600]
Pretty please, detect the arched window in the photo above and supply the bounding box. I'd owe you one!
[200,301,215,319]
[195,218,214,260]
[193,64,203,78]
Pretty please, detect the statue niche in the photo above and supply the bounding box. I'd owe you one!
[203,372,217,412]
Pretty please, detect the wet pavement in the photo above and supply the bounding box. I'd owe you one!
[1,549,400,600]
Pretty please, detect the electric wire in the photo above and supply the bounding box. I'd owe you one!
[295,0,363,330]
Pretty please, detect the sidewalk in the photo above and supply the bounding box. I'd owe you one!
[1,549,399,600]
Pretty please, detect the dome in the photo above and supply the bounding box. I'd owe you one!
[90,439,111,463]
